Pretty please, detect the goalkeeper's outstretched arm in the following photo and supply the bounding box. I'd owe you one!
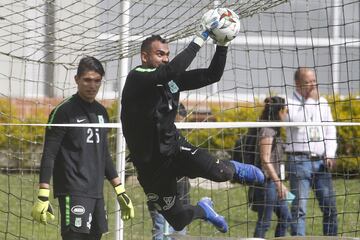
[128,41,202,90]
[175,45,228,91]
[126,14,221,90]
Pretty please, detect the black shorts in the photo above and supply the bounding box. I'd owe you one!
[140,136,217,212]
[58,196,108,235]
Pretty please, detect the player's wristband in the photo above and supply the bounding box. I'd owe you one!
[216,41,230,47]
[114,184,125,195]
[37,188,50,202]
[38,188,50,199]
[193,30,209,47]
[193,36,206,47]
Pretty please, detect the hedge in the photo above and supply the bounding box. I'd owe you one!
[0,99,47,168]
[0,96,359,174]
[183,97,360,174]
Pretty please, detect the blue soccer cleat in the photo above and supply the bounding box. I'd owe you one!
[230,160,265,185]
[197,197,228,233]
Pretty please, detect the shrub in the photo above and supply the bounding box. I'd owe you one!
[328,96,360,155]
[327,95,360,174]
[184,103,261,150]
[335,156,360,177]
[1,96,359,174]
[0,99,47,168]
[185,97,360,174]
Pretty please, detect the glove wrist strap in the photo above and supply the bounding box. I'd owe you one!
[216,41,230,47]
[115,184,125,195]
[193,36,206,47]
[38,188,50,198]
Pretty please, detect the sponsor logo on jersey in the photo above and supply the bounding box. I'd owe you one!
[146,193,159,201]
[77,118,86,123]
[75,217,82,227]
[87,213,92,229]
[98,115,104,123]
[191,149,199,155]
[71,205,85,215]
[180,146,198,155]
[163,196,176,210]
[180,146,191,152]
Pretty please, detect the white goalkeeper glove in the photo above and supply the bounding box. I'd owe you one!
[115,184,134,220]
[193,10,220,47]
[214,39,231,47]
[31,188,55,225]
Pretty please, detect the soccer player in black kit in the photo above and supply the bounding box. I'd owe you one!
[31,57,134,240]
[121,26,265,232]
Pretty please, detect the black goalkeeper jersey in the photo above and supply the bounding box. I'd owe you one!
[121,42,227,176]
[39,93,118,198]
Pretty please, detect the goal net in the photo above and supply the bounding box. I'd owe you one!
[0,0,359,239]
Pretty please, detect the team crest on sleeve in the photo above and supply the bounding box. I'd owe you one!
[163,196,176,210]
[98,115,104,123]
[168,80,179,93]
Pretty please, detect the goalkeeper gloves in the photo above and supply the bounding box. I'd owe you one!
[31,188,55,225]
[194,25,210,47]
[193,11,220,47]
[214,39,231,47]
[115,184,134,220]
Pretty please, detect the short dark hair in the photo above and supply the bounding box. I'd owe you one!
[294,67,312,82]
[77,56,105,77]
[141,35,167,53]
[260,96,286,121]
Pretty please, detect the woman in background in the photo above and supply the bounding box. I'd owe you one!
[253,96,292,238]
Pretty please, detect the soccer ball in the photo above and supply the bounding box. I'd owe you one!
[202,8,241,43]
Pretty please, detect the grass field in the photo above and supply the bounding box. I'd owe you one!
[0,174,359,240]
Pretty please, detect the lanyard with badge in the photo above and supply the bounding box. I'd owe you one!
[307,115,321,141]
[294,92,321,142]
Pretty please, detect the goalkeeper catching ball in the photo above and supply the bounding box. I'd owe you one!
[31,56,134,240]
[120,11,264,233]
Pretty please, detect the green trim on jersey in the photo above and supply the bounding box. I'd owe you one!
[135,67,156,72]
[47,96,73,129]
[65,196,70,226]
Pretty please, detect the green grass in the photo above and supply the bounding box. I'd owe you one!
[0,174,359,239]
[187,178,360,239]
